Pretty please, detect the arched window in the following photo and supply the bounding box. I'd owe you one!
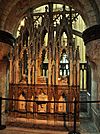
[44,33,48,46]
[61,32,68,46]
[41,50,48,77]
[60,50,69,77]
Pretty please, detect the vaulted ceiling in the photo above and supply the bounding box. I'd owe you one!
[0,0,100,36]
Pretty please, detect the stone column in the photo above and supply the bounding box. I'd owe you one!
[76,48,80,86]
[86,40,100,101]
[0,43,12,126]
[0,42,13,97]
[82,25,100,131]
[0,31,15,128]
[86,41,100,131]
[0,60,7,98]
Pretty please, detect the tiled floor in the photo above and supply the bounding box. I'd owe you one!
[0,119,100,134]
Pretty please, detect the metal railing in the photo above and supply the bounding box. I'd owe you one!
[0,97,100,134]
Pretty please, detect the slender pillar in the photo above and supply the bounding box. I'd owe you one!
[73,60,76,86]
[48,48,51,85]
[28,60,31,84]
[35,58,38,84]
[56,47,59,85]
[76,49,80,86]
[52,62,55,85]
[32,63,35,84]
[15,60,19,84]
[69,46,73,86]
[28,66,31,84]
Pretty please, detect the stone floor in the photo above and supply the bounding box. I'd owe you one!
[0,119,100,134]
[79,118,100,134]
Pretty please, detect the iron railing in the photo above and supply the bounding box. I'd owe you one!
[0,97,100,134]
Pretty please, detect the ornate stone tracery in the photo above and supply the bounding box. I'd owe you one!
[9,3,80,123]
